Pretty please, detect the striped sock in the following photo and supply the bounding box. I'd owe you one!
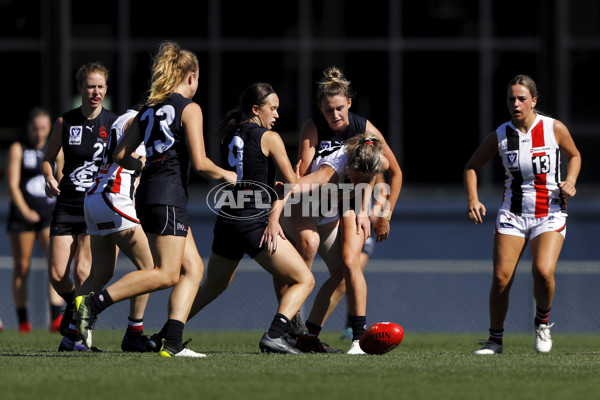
[126,318,144,338]
[489,328,504,344]
[535,307,551,326]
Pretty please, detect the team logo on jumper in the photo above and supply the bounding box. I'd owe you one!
[70,160,98,191]
[69,126,83,145]
[319,141,332,150]
[506,151,519,171]
[206,180,274,220]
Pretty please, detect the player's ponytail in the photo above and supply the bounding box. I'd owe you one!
[146,41,199,106]
[345,133,384,175]
[218,82,276,143]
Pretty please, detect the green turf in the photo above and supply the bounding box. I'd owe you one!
[0,330,599,400]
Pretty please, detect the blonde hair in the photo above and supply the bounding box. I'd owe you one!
[316,66,354,105]
[146,41,199,106]
[345,133,384,174]
[76,62,109,87]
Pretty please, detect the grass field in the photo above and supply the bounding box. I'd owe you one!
[1,330,599,400]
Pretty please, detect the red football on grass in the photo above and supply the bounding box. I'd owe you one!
[359,322,404,354]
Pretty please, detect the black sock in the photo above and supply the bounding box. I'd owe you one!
[305,320,322,337]
[350,316,367,341]
[267,313,290,339]
[89,289,113,314]
[163,319,185,350]
[50,305,63,320]
[16,307,28,324]
[61,291,75,312]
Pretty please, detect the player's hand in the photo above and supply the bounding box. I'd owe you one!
[466,201,486,224]
[22,209,41,224]
[373,217,390,242]
[559,181,576,198]
[223,170,237,186]
[259,221,286,254]
[356,214,371,243]
[45,177,60,198]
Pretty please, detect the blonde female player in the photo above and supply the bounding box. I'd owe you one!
[75,41,236,357]
[284,133,392,355]
[465,75,581,354]
[279,67,401,353]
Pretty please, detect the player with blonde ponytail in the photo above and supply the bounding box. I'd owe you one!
[74,41,236,357]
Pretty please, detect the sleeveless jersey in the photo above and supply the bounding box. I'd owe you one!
[313,111,367,153]
[13,139,56,214]
[58,107,117,207]
[217,123,276,231]
[496,114,566,218]
[311,144,348,183]
[135,93,193,209]
[87,109,145,199]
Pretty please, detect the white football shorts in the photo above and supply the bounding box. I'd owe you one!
[495,209,566,239]
[84,192,140,236]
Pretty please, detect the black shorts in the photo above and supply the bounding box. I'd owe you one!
[6,205,53,233]
[50,203,87,236]
[136,204,189,237]
[211,220,266,260]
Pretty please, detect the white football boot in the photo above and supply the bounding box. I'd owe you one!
[534,323,554,353]
[347,340,366,355]
[474,340,503,355]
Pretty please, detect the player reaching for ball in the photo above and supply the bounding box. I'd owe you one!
[278,67,401,354]
[282,132,392,355]
[464,75,581,355]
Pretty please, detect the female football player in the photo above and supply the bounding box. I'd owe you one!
[284,132,392,355]
[42,63,118,351]
[7,107,64,333]
[75,41,236,357]
[465,75,581,354]
[279,67,401,354]
[185,82,315,354]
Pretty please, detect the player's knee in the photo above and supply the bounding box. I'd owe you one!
[301,272,315,292]
[341,253,361,274]
[154,269,180,289]
[532,267,554,285]
[299,233,319,259]
[49,267,67,286]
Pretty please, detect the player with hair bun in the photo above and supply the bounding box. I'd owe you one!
[465,74,581,355]
[279,66,402,354]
